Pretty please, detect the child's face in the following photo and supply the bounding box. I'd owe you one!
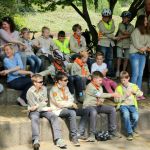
[22,32,30,40]
[34,78,43,89]
[81,56,88,63]
[58,77,68,87]
[122,17,130,24]
[96,56,104,65]
[102,16,111,22]
[58,36,65,42]
[120,77,130,87]
[75,28,82,36]
[42,29,50,38]
[93,77,103,86]
[4,46,13,57]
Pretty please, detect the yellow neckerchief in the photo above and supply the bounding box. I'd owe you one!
[102,20,113,30]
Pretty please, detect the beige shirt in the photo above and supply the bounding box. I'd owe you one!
[69,35,87,53]
[32,36,58,57]
[137,8,150,23]
[130,28,150,54]
[116,23,134,49]
[26,86,49,112]
[83,82,112,108]
[50,84,74,116]
[97,19,115,47]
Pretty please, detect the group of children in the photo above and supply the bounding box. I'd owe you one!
[0,8,146,150]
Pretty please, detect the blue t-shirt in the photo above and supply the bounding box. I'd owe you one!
[4,52,24,82]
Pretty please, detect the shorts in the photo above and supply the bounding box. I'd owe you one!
[117,47,129,59]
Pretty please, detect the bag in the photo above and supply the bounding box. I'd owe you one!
[95,131,111,141]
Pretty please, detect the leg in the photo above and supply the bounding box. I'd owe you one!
[29,111,40,143]
[74,76,83,95]
[123,48,129,71]
[59,109,78,139]
[31,55,42,73]
[120,106,133,135]
[116,47,123,74]
[40,111,62,140]
[27,56,36,73]
[39,55,50,71]
[123,59,128,71]
[97,105,117,132]
[67,76,75,94]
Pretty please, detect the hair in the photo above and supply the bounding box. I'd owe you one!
[91,71,104,80]
[72,24,82,32]
[42,26,50,33]
[31,74,43,83]
[120,71,130,79]
[58,31,65,37]
[0,16,16,32]
[78,51,89,59]
[135,15,149,34]
[55,72,68,82]
[96,52,104,58]
[3,44,14,52]
[21,27,30,34]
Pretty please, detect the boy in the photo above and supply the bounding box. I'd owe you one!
[83,71,121,142]
[91,52,117,93]
[115,71,143,141]
[32,26,58,71]
[50,72,89,146]
[26,74,66,150]
[20,28,42,73]
[97,8,118,76]
[116,11,134,77]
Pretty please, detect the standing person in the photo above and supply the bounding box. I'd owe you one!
[20,28,42,73]
[0,44,33,106]
[115,71,143,140]
[27,74,67,150]
[129,15,150,100]
[83,71,121,142]
[0,83,4,93]
[116,11,134,77]
[0,16,26,67]
[32,26,58,71]
[97,8,118,76]
[50,72,89,146]
[91,52,117,93]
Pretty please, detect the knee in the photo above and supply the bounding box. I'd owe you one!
[69,110,76,118]
[30,60,35,66]
[122,111,130,120]
[31,116,39,123]
[89,109,97,118]
[132,113,139,122]
[110,107,116,114]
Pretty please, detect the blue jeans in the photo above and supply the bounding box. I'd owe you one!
[129,53,146,89]
[98,46,114,75]
[120,105,139,135]
[27,55,42,73]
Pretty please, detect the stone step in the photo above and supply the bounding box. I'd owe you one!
[0,105,150,149]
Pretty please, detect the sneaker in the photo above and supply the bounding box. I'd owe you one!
[86,134,96,142]
[72,137,80,146]
[17,97,27,106]
[137,96,145,101]
[116,71,120,78]
[33,143,40,150]
[109,131,122,139]
[133,130,139,137]
[56,139,67,148]
[77,134,87,141]
[127,134,133,141]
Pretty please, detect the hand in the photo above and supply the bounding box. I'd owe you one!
[96,98,104,106]
[72,103,78,109]
[111,93,121,98]
[29,71,34,77]
[30,105,38,111]
[140,47,147,52]
[0,70,9,76]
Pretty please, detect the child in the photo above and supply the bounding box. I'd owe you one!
[116,11,134,77]
[71,51,91,93]
[32,26,58,71]
[91,52,117,93]
[97,8,117,76]
[26,74,67,150]
[20,28,42,73]
[115,71,143,141]
[83,71,121,142]
[50,72,89,146]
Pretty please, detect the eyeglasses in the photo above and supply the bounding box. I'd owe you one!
[36,81,43,84]
[62,79,68,82]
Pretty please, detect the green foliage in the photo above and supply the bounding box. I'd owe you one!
[14,15,27,30]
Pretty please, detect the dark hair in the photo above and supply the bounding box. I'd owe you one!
[21,27,30,34]
[135,15,148,34]
[72,24,82,32]
[91,71,104,80]
[96,52,104,58]
[0,16,16,32]
[58,31,65,37]
[55,72,68,82]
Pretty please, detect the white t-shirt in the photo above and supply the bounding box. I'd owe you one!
[91,62,107,73]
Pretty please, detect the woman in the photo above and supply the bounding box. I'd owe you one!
[0,44,33,106]
[0,16,26,67]
[129,15,150,100]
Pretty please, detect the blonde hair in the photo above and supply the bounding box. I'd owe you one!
[32,74,43,83]
[3,44,15,53]
[79,50,89,58]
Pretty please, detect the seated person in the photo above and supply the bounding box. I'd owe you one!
[20,27,42,73]
[50,72,89,146]
[91,52,117,93]
[32,26,58,71]
[115,71,143,141]
[27,74,66,150]
[83,71,121,142]
[0,44,33,106]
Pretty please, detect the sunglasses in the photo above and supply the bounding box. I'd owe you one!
[36,81,43,83]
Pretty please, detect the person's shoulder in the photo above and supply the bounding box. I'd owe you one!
[27,85,35,93]
[14,52,21,58]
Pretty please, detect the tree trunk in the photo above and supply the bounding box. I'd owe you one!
[71,0,98,47]
[108,0,118,13]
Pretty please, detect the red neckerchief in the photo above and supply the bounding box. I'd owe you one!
[91,81,100,90]
[53,61,65,73]
[73,32,81,45]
